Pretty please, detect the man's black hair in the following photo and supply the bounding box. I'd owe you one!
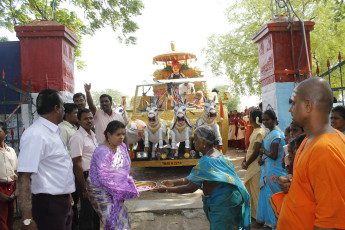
[77,108,92,120]
[63,103,78,120]
[73,93,86,100]
[36,89,61,115]
[100,94,112,102]
[332,105,345,120]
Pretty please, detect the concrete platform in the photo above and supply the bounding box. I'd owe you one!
[126,196,203,213]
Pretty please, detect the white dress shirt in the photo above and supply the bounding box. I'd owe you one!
[69,127,98,172]
[179,83,195,95]
[17,117,75,195]
[0,144,17,182]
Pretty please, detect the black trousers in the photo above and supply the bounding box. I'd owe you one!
[76,171,100,230]
[71,181,79,230]
[32,193,73,230]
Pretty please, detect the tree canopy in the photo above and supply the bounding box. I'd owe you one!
[0,0,144,69]
[214,85,241,112]
[204,0,345,96]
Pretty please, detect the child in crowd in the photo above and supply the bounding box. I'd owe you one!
[284,126,291,144]
[282,126,291,169]
[237,113,246,152]
[284,121,304,170]
[288,133,307,175]
[286,139,295,173]
[290,121,304,139]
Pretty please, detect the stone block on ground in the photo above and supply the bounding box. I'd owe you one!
[181,209,206,219]
[130,212,155,222]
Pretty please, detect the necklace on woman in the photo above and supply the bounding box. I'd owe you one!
[205,148,214,156]
[108,140,116,153]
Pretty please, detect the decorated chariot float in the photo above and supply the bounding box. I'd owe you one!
[116,43,229,167]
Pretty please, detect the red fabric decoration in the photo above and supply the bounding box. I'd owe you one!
[171,60,181,70]
[104,130,107,135]
[219,100,224,119]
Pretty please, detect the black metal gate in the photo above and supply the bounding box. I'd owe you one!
[0,76,34,152]
[316,52,345,105]
[0,72,34,220]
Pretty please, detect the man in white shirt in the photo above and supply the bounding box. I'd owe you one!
[59,103,79,230]
[179,82,195,95]
[84,83,124,144]
[70,108,99,230]
[17,89,75,230]
[0,122,17,230]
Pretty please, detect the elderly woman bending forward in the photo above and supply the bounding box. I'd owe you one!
[151,125,251,230]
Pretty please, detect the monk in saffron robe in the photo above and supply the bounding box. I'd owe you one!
[277,77,345,230]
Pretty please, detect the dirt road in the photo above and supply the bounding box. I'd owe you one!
[128,149,252,230]
[14,149,264,230]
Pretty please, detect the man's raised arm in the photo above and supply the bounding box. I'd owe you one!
[84,83,96,115]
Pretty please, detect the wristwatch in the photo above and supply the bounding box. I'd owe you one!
[23,219,32,226]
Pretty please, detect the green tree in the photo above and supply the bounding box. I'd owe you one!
[91,88,128,109]
[226,95,241,112]
[204,0,345,95]
[326,0,345,21]
[0,0,144,69]
[214,85,240,112]
[0,37,8,42]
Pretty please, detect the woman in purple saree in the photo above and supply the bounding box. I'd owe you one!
[87,120,139,230]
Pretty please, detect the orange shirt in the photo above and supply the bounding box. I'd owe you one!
[277,131,345,230]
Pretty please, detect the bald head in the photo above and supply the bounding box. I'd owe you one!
[295,77,333,114]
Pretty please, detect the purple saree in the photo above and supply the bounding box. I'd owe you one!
[87,143,139,230]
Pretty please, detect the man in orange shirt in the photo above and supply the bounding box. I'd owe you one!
[277,77,345,229]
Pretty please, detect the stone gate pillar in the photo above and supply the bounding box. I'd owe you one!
[252,16,314,130]
[15,20,77,95]
[15,20,78,127]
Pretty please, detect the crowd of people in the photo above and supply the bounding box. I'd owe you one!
[0,83,136,230]
[239,78,345,229]
[0,77,345,230]
[227,103,263,153]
